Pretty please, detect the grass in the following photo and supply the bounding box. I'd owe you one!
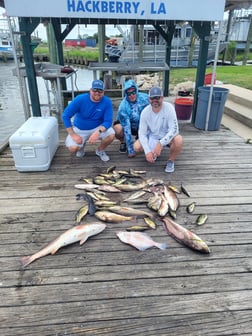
[34,44,99,60]
[170,65,252,90]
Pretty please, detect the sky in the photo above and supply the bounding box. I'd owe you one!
[33,23,127,42]
[1,6,127,41]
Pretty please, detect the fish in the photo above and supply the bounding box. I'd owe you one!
[169,209,177,219]
[143,217,157,229]
[116,231,167,251]
[79,178,93,184]
[86,191,100,201]
[123,190,147,201]
[75,204,89,223]
[163,185,180,212]
[181,183,191,197]
[161,216,210,253]
[93,192,111,201]
[157,194,169,217]
[168,184,181,194]
[75,193,96,215]
[123,198,149,204]
[107,206,154,219]
[98,185,121,193]
[94,177,110,185]
[128,168,146,177]
[115,169,130,175]
[94,210,134,223]
[20,223,106,268]
[129,168,146,175]
[74,183,99,190]
[126,225,151,232]
[186,201,196,214]
[115,180,148,191]
[113,177,128,186]
[147,192,162,211]
[106,165,116,173]
[95,200,118,207]
[196,214,208,225]
[146,178,164,186]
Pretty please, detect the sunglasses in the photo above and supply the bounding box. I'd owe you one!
[150,96,161,100]
[92,89,103,93]
[126,90,136,96]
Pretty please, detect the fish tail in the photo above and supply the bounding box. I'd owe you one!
[19,255,32,268]
[156,242,168,250]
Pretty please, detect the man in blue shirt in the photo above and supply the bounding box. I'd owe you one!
[62,80,115,162]
[113,79,149,158]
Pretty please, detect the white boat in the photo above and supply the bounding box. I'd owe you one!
[0,19,14,60]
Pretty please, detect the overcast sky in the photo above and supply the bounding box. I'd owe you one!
[1,6,128,41]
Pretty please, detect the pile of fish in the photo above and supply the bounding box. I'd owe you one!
[74,166,210,254]
[20,166,210,268]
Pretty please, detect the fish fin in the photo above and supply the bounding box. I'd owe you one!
[136,245,150,251]
[51,247,60,255]
[19,256,32,268]
[79,237,88,245]
[156,242,168,250]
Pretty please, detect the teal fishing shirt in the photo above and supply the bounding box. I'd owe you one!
[116,79,149,155]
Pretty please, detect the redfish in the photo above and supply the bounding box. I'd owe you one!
[161,217,210,253]
[20,223,106,268]
[116,231,167,251]
[95,210,134,223]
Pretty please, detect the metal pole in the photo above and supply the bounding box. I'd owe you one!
[7,16,30,119]
[205,21,223,131]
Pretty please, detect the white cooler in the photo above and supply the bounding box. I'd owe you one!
[9,116,59,172]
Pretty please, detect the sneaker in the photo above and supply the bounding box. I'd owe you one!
[96,149,110,162]
[76,148,85,158]
[165,160,175,173]
[119,143,127,153]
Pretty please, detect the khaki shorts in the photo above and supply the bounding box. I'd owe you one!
[65,126,115,148]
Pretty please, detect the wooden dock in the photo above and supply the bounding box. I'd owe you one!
[0,120,252,335]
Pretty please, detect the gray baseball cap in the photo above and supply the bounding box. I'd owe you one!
[149,86,163,97]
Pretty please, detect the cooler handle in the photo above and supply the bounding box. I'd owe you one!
[21,146,36,158]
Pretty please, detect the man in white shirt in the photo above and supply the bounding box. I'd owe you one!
[133,86,183,173]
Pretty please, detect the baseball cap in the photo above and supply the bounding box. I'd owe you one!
[149,86,163,97]
[92,80,104,91]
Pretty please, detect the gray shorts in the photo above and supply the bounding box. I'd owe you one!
[65,126,115,148]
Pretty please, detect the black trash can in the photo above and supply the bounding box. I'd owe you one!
[195,86,229,131]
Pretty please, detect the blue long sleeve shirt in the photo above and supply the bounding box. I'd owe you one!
[62,93,113,131]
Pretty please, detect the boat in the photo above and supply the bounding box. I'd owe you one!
[0,18,41,61]
[0,19,14,60]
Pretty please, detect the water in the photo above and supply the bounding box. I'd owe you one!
[0,61,94,144]
[0,62,25,144]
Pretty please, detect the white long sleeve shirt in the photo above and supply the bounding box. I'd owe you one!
[138,101,179,154]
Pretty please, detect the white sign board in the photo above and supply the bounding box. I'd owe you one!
[5,0,225,21]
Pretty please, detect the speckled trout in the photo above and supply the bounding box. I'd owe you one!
[20,223,106,268]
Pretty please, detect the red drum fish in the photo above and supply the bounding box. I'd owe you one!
[161,217,210,253]
[116,231,167,251]
[20,223,106,268]
[95,210,134,223]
